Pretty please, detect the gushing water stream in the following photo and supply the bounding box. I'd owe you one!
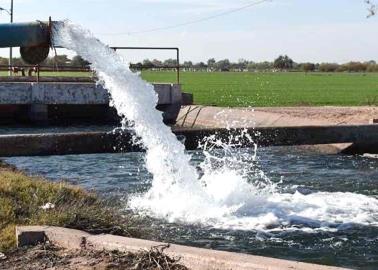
[53,21,378,232]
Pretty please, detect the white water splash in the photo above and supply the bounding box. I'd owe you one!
[53,21,378,232]
[53,21,200,196]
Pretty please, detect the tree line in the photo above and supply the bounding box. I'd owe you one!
[1,54,378,73]
[0,55,89,68]
[140,56,378,73]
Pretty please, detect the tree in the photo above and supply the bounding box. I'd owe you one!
[255,61,273,71]
[215,59,231,71]
[183,61,193,68]
[365,0,377,17]
[163,58,178,67]
[366,60,378,72]
[194,62,207,70]
[39,55,70,67]
[56,55,71,66]
[247,61,257,71]
[152,59,163,67]
[207,58,216,70]
[71,55,90,67]
[237,58,249,71]
[130,62,143,70]
[342,62,368,72]
[0,57,8,65]
[273,55,294,70]
[142,59,154,69]
[367,60,376,65]
[302,63,316,72]
[367,64,378,72]
[319,63,339,72]
[12,57,25,66]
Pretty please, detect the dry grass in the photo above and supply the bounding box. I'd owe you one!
[0,242,188,270]
[0,161,141,252]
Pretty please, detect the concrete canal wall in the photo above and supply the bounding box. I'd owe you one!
[0,125,377,157]
[0,82,187,124]
[17,226,348,270]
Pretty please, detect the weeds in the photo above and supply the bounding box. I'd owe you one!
[0,242,188,270]
[0,161,142,252]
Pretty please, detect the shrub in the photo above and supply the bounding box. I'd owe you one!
[319,63,339,72]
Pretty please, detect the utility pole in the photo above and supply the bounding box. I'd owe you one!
[9,0,13,76]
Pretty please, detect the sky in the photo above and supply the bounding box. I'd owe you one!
[0,0,377,63]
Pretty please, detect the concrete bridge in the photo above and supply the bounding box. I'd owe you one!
[0,81,189,124]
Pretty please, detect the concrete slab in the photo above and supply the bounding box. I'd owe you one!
[0,82,186,124]
[176,106,328,128]
[17,226,90,249]
[0,83,31,104]
[0,82,180,105]
[175,106,377,154]
[16,226,349,270]
[176,106,378,128]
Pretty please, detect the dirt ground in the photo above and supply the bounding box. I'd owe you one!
[256,106,378,125]
[0,243,188,270]
[176,106,378,128]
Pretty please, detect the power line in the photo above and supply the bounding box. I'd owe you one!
[100,0,271,36]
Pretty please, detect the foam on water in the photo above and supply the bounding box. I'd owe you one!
[53,21,378,233]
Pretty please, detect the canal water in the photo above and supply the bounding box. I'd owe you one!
[5,146,378,269]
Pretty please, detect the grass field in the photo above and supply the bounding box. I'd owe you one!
[142,71,378,107]
[1,71,377,106]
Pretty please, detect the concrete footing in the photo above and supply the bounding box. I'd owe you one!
[28,104,48,124]
[16,226,348,270]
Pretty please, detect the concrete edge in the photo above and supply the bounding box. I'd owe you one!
[16,226,349,270]
[1,124,378,157]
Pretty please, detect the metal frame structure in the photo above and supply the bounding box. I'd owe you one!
[111,47,180,84]
[0,64,92,82]
[0,46,181,84]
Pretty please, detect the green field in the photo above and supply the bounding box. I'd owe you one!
[142,71,378,107]
[1,71,377,107]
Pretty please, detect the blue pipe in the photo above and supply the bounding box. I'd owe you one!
[0,21,50,48]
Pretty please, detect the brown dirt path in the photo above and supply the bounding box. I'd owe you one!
[176,106,378,128]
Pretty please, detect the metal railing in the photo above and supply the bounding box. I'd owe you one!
[0,65,92,82]
[0,47,181,83]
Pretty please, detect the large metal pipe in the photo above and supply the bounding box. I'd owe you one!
[0,21,50,48]
[0,20,53,65]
